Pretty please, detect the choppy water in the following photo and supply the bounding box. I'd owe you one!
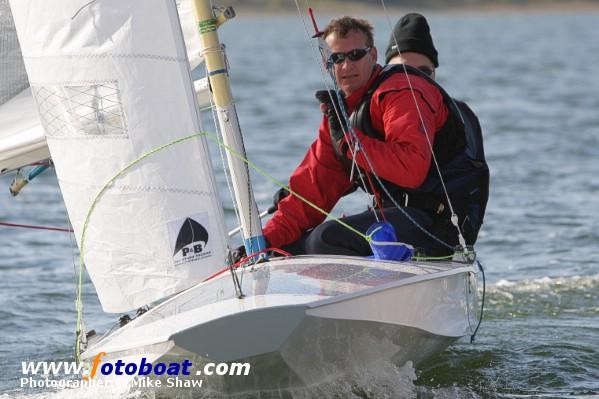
[1,9,598,399]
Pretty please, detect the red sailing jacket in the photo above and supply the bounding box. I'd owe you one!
[263,65,449,248]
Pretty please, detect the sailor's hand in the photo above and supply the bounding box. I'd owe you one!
[315,90,348,157]
[229,245,246,264]
[267,187,289,214]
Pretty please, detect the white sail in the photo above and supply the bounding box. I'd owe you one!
[0,0,28,106]
[0,0,47,173]
[0,89,48,173]
[0,0,203,174]
[177,0,203,70]
[8,0,229,312]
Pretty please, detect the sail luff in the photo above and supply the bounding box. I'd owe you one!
[190,1,267,256]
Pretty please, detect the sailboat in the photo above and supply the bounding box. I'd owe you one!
[2,0,483,394]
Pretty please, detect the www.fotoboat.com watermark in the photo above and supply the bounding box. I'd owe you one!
[20,352,251,389]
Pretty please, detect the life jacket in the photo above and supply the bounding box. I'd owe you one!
[349,64,490,244]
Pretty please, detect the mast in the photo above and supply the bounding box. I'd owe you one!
[190,1,267,257]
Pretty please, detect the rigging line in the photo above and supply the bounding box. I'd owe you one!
[74,132,210,363]
[206,91,247,290]
[216,40,256,279]
[72,130,373,361]
[379,0,466,248]
[311,23,384,218]
[205,132,371,242]
[304,3,386,218]
[324,76,386,222]
[324,10,450,248]
[210,43,256,253]
[303,4,437,232]
[73,126,387,361]
[207,77,243,243]
[227,121,253,288]
[204,51,248,290]
[71,0,97,20]
[0,221,73,233]
[65,209,81,351]
[470,260,486,343]
[72,130,376,359]
[293,0,380,222]
[297,4,452,249]
[213,132,246,285]
[223,46,256,251]
[350,137,453,249]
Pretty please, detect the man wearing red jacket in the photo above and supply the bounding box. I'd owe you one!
[263,15,487,257]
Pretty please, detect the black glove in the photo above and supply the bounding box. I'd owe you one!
[229,245,246,264]
[229,241,273,264]
[315,90,349,157]
[267,187,290,214]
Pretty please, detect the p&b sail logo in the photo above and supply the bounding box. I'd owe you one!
[169,213,212,266]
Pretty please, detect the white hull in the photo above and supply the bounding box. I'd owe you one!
[82,255,479,394]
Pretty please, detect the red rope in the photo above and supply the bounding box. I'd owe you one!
[203,247,292,282]
[0,221,73,233]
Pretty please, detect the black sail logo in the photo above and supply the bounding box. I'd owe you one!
[173,217,209,257]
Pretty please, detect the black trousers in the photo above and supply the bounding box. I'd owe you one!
[282,207,459,257]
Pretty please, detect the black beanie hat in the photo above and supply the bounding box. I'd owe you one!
[385,13,439,67]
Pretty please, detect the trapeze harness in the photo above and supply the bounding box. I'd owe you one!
[348,64,490,245]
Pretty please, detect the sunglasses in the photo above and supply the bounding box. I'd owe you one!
[328,47,371,66]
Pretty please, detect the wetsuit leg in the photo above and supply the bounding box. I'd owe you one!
[295,207,453,256]
[385,208,456,256]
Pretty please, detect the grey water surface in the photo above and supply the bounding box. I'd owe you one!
[1,10,598,399]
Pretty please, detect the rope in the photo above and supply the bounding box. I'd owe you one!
[203,247,292,282]
[413,254,453,261]
[203,133,370,242]
[294,1,381,223]
[379,0,466,250]
[208,89,247,291]
[73,130,373,362]
[293,4,453,250]
[74,132,210,363]
[208,77,244,245]
[0,221,73,233]
[470,260,486,343]
[67,3,475,363]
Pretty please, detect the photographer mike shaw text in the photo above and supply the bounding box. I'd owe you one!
[133,376,203,388]
[20,352,251,389]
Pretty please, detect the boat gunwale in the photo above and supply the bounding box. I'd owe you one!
[81,255,477,356]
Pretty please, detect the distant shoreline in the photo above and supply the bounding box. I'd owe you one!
[231,1,599,16]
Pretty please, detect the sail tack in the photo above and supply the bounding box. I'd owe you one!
[9,0,228,312]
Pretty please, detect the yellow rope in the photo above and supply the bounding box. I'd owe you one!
[74,131,371,362]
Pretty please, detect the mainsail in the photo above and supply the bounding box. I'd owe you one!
[8,0,229,312]
[0,0,49,173]
[0,0,204,174]
[0,0,27,106]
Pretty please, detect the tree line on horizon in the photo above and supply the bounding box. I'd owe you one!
[225,0,598,8]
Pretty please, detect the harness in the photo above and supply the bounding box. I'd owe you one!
[349,64,490,244]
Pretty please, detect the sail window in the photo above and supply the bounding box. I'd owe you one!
[32,82,127,138]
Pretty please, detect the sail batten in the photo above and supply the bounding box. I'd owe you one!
[8,0,228,312]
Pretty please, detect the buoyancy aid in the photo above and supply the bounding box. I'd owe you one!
[349,64,490,244]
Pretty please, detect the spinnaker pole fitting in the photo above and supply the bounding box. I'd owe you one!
[9,164,50,196]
